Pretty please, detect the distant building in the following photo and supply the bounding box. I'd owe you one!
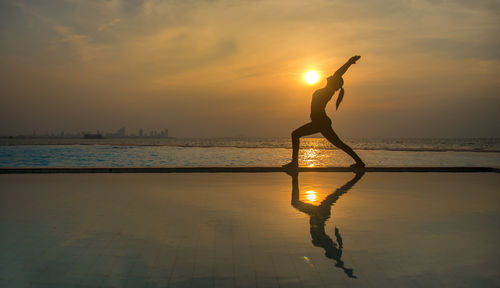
[83,133,103,139]
[116,127,126,137]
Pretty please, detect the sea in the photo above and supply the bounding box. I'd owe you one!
[1,137,499,168]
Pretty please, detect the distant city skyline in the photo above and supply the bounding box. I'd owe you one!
[3,127,169,138]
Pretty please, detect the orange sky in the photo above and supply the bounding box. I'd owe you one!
[1,0,499,137]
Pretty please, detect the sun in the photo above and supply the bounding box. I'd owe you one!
[304,70,320,85]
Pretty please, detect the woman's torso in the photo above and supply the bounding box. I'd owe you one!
[310,88,334,123]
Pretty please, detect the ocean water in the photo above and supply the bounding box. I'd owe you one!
[0,137,499,167]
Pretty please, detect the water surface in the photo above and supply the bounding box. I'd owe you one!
[1,172,498,287]
[1,138,500,167]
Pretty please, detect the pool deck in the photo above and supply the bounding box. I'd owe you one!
[1,166,498,174]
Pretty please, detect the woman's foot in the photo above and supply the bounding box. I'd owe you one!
[350,162,365,168]
[282,161,298,169]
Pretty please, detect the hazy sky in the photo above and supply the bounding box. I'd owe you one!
[1,0,499,137]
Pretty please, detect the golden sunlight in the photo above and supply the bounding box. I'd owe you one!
[304,71,320,85]
[302,148,320,167]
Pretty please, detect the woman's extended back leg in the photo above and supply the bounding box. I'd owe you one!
[320,126,364,165]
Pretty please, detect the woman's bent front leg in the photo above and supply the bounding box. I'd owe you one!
[284,122,321,167]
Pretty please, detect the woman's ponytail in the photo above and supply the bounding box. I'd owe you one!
[336,87,344,110]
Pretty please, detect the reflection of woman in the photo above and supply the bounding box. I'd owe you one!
[283,56,365,168]
[289,171,364,278]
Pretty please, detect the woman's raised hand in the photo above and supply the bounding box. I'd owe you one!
[349,55,361,64]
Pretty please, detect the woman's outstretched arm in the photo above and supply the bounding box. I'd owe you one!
[333,55,361,78]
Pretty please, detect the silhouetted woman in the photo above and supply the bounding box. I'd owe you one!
[283,55,365,168]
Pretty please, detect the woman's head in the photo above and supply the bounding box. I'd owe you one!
[327,76,343,90]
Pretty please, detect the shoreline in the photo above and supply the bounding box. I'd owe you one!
[1,166,498,174]
[1,137,499,153]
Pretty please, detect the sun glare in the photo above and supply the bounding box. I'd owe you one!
[305,71,320,85]
[306,190,318,203]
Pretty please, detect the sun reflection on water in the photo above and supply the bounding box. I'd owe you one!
[305,190,317,203]
[301,148,325,167]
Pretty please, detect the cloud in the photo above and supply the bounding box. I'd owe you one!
[9,1,105,62]
[97,18,121,32]
[53,25,106,62]
[413,37,500,60]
